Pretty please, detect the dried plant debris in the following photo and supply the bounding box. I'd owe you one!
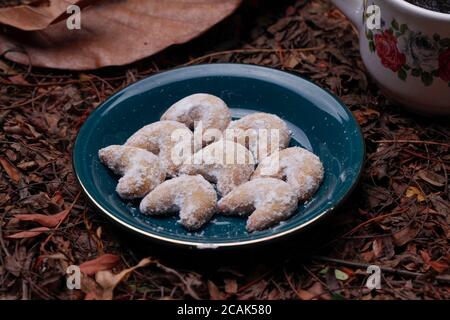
[0,0,91,31]
[0,0,242,69]
[0,0,449,300]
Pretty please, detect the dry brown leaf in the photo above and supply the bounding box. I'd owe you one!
[79,254,121,275]
[93,257,154,300]
[297,289,315,300]
[392,226,419,247]
[14,208,70,228]
[224,278,238,294]
[0,156,21,183]
[208,280,225,300]
[0,0,93,31]
[420,250,449,273]
[405,186,426,202]
[7,226,50,239]
[372,238,383,258]
[417,170,446,187]
[428,261,449,273]
[353,107,380,125]
[306,282,331,300]
[0,0,241,70]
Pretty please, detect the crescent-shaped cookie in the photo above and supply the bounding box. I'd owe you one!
[179,139,255,196]
[98,145,165,199]
[226,112,291,162]
[125,120,196,177]
[252,147,324,201]
[161,93,231,144]
[139,175,217,230]
[217,178,298,232]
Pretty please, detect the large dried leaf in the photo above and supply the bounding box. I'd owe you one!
[0,0,92,31]
[0,156,21,183]
[392,226,419,247]
[84,257,154,300]
[14,208,70,228]
[7,226,50,239]
[79,254,120,275]
[0,0,241,69]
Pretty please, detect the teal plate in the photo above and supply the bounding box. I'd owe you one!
[73,64,364,249]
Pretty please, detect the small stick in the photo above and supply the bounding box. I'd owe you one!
[312,256,450,284]
[181,45,326,67]
[373,139,450,148]
[343,208,409,236]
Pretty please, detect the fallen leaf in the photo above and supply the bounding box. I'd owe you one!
[14,208,70,228]
[428,261,449,273]
[51,191,65,207]
[420,250,449,273]
[372,238,383,258]
[429,194,450,215]
[284,54,301,68]
[0,60,18,75]
[4,246,27,276]
[224,278,238,294]
[405,186,426,202]
[208,280,225,300]
[392,226,419,247]
[79,254,121,275]
[353,108,380,125]
[0,0,93,31]
[7,74,29,85]
[306,282,330,300]
[334,269,349,281]
[0,156,21,183]
[0,0,242,69]
[297,289,315,300]
[417,170,446,187]
[7,226,50,239]
[420,250,431,263]
[93,257,154,300]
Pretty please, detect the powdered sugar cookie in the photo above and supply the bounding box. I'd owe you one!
[226,112,291,162]
[179,140,255,196]
[252,147,324,201]
[161,93,231,144]
[98,145,165,200]
[217,178,298,232]
[139,175,217,230]
[125,120,195,177]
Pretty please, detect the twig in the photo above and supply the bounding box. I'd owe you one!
[1,92,48,109]
[40,192,81,249]
[312,256,450,284]
[283,267,302,299]
[343,207,409,237]
[181,45,326,67]
[403,149,449,164]
[235,268,274,294]
[373,139,450,148]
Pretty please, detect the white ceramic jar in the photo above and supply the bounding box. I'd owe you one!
[331,0,450,115]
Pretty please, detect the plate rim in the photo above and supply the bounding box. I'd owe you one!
[72,63,365,249]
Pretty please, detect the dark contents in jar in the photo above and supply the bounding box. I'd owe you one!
[404,0,450,14]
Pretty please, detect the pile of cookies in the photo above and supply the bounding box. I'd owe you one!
[99,93,324,232]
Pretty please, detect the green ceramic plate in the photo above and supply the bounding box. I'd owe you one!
[73,64,364,249]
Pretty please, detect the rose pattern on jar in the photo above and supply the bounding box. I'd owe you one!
[366,18,450,87]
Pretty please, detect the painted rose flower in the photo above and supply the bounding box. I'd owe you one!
[398,31,439,72]
[374,30,406,72]
[438,49,450,82]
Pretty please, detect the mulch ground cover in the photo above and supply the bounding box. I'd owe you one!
[0,0,449,300]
